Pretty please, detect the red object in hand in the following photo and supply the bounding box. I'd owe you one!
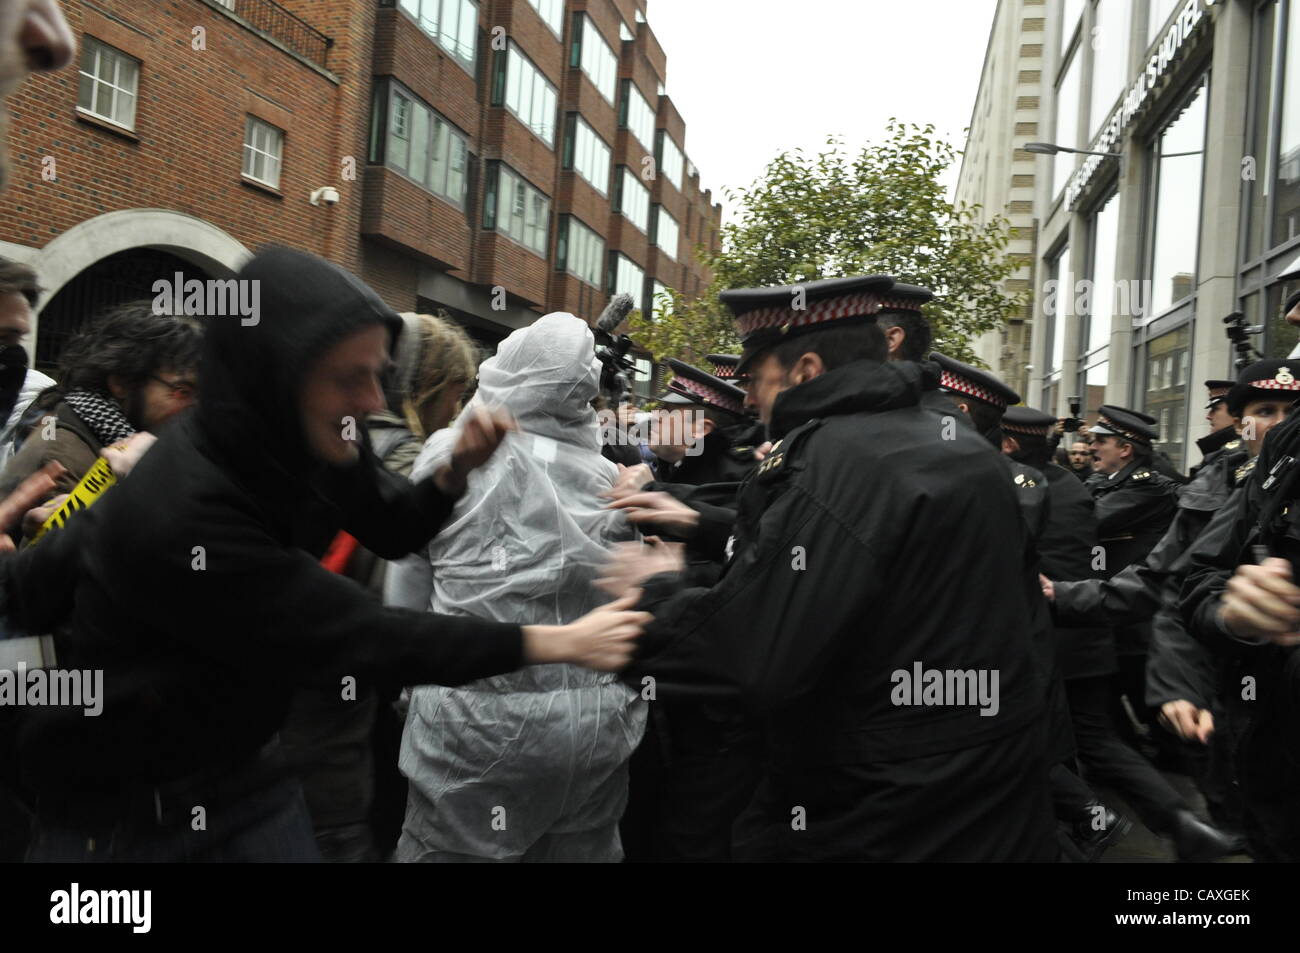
[321,530,360,574]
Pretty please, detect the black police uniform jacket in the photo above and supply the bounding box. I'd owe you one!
[626,359,1055,861]
[1090,458,1180,655]
[1054,441,1246,698]
[1037,462,1117,680]
[1180,412,1300,859]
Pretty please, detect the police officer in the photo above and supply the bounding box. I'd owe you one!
[1086,405,1181,741]
[603,274,1056,861]
[1003,405,1131,859]
[648,359,754,488]
[1188,380,1240,480]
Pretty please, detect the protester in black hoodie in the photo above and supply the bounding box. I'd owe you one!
[4,246,647,862]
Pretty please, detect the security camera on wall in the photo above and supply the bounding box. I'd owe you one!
[310,186,340,206]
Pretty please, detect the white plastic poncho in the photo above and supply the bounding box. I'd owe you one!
[387,312,648,862]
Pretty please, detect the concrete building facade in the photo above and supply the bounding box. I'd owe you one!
[1026,0,1299,470]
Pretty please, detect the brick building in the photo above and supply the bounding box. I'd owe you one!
[0,0,722,383]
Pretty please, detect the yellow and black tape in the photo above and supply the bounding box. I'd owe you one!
[29,456,117,544]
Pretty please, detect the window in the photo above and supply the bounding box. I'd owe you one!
[571,13,617,104]
[1142,325,1191,470]
[526,0,563,35]
[1083,360,1108,419]
[1061,0,1084,49]
[1053,38,1081,198]
[495,43,558,147]
[652,206,680,261]
[656,131,685,191]
[1148,79,1207,316]
[380,84,471,208]
[397,0,478,71]
[1147,0,1181,48]
[620,20,634,42]
[1272,0,1300,248]
[616,167,650,232]
[564,115,611,196]
[242,116,284,189]
[620,80,656,154]
[647,279,672,320]
[1089,0,1132,137]
[485,163,550,256]
[1086,193,1119,355]
[609,253,644,301]
[557,216,605,287]
[1046,244,1069,375]
[77,37,139,130]
[213,0,235,8]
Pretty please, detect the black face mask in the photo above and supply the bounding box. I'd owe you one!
[0,344,28,425]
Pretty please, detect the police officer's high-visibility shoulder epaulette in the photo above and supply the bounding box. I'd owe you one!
[755,418,824,481]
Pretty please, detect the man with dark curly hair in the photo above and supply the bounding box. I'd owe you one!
[0,301,202,498]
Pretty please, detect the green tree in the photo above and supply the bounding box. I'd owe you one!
[631,120,1024,368]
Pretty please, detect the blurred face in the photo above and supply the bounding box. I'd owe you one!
[1240,398,1289,457]
[300,324,389,464]
[420,380,466,435]
[0,289,31,348]
[1068,441,1091,470]
[649,406,709,463]
[0,1,74,189]
[135,366,196,433]
[1207,400,1235,431]
[742,350,827,428]
[1090,434,1132,475]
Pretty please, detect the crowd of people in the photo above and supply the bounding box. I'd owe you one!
[2,0,1300,864]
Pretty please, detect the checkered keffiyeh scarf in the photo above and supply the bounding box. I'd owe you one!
[62,389,136,447]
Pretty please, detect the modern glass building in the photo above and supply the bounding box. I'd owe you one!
[1028,0,1300,470]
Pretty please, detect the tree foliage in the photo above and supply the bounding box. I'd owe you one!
[630,120,1024,368]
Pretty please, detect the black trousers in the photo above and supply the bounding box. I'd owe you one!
[1064,675,1184,834]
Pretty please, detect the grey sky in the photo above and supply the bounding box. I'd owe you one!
[645,0,1000,221]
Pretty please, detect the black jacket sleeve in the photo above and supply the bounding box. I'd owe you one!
[320,447,460,560]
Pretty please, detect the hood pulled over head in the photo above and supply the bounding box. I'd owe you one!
[196,245,401,478]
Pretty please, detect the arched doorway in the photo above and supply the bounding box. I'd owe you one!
[35,248,213,371]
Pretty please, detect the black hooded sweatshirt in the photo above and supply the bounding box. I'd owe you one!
[7,246,522,805]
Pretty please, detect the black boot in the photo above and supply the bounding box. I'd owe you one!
[1170,809,1241,862]
[1070,804,1132,862]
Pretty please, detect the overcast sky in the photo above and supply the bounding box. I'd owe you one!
[645,0,1000,221]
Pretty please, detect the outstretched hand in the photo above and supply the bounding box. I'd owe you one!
[436,405,516,495]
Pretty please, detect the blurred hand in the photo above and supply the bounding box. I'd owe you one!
[754,441,773,462]
[437,405,516,495]
[103,431,156,478]
[1040,574,1055,601]
[521,590,652,671]
[595,537,686,597]
[22,493,68,540]
[602,463,654,502]
[0,460,66,543]
[1159,700,1214,744]
[1219,558,1300,645]
[606,491,700,535]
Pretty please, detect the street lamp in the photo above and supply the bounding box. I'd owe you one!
[1023,141,1122,158]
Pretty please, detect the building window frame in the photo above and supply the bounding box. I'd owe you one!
[395,0,479,75]
[77,36,140,131]
[371,79,472,211]
[492,41,559,148]
[1238,0,1300,357]
[242,116,285,190]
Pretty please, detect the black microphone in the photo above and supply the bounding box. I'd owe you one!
[596,293,634,336]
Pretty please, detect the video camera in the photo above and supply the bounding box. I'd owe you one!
[1223,310,1264,372]
[1061,395,1085,434]
[593,293,637,405]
